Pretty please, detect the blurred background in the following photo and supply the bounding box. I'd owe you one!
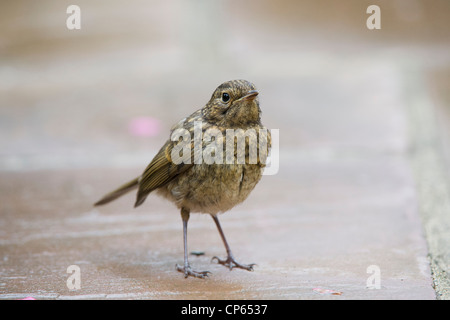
[0,0,449,299]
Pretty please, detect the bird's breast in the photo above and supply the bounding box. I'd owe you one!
[159,163,263,214]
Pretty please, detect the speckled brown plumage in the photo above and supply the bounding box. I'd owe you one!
[95,79,271,278]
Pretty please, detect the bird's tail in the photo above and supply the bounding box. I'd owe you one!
[94,177,139,206]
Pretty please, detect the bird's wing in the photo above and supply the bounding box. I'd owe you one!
[135,109,203,207]
[134,139,194,207]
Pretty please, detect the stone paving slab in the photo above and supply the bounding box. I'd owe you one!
[0,147,435,299]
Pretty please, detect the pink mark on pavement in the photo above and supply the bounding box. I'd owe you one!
[20,297,36,300]
[312,288,343,295]
[128,117,161,137]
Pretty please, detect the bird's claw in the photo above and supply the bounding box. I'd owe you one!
[176,264,211,279]
[211,256,256,271]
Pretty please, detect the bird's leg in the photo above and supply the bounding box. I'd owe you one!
[210,214,256,271]
[176,207,210,279]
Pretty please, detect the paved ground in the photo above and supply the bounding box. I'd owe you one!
[1,0,449,299]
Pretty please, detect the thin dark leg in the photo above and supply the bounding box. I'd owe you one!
[211,214,255,271]
[181,210,189,270]
[175,207,210,278]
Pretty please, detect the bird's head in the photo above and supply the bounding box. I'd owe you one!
[203,80,261,127]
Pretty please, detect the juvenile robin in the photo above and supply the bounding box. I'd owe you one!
[94,79,271,278]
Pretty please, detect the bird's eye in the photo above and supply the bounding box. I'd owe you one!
[222,92,230,103]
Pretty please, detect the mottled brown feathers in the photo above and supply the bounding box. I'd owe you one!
[95,79,271,214]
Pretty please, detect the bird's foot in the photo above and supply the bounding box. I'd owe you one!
[211,255,256,271]
[176,264,211,279]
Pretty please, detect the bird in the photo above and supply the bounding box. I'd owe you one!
[94,79,271,278]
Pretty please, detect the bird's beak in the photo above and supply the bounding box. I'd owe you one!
[240,90,259,101]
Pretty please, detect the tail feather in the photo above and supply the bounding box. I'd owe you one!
[94,177,139,206]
